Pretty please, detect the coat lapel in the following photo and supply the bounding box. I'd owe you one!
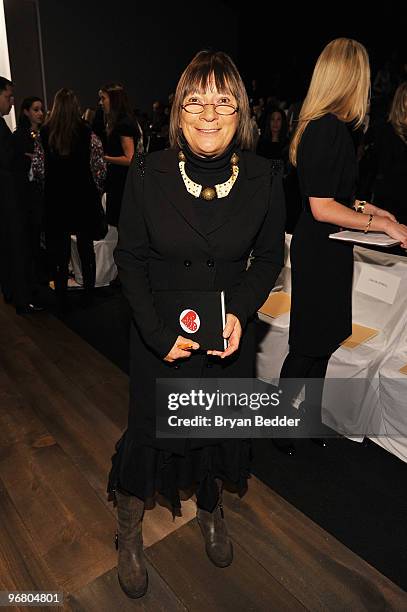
[205,152,266,235]
[150,149,267,239]
[151,150,208,240]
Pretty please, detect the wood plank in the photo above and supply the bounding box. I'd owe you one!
[146,520,305,611]
[0,330,121,504]
[0,367,50,451]
[143,500,196,549]
[222,477,407,611]
[67,565,187,612]
[0,324,196,543]
[11,308,130,431]
[0,308,196,555]
[0,477,61,612]
[76,379,128,431]
[1,300,405,609]
[2,307,128,390]
[0,366,117,592]
[0,436,117,593]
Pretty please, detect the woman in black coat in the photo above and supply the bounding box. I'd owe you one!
[108,50,285,598]
[279,39,407,453]
[32,88,106,307]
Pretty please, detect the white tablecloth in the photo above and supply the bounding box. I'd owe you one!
[256,234,407,462]
[70,225,118,287]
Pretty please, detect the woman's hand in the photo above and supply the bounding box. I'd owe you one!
[382,219,407,249]
[364,202,397,222]
[207,314,242,359]
[164,336,200,363]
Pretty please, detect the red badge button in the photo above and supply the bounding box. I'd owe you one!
[180,309,200,333]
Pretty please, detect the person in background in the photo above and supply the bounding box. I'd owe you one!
[0,80,44,314]
[82,107,96,127]
[108,49,285,599]
[146,99,169,152]
[98,83,139,227]
[12,97,45,302]
[90,104,106,144]
[0,76,17,306]
[358,81,407,229]
[256,106,289,170]
[278,38,407,456]
[32,88,106,309]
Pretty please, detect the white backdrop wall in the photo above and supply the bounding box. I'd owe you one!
[0,0,15,129]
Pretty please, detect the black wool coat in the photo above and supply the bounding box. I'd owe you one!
[116,147,285,454]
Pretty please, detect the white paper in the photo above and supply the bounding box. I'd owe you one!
[329,231,399,247]
[355,265,401,304]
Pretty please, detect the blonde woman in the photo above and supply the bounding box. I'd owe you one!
[278,39,407,451]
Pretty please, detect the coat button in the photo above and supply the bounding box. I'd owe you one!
[206,259,214,267]
[184,260,192,267]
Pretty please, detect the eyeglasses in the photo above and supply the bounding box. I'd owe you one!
[182,103,238,116]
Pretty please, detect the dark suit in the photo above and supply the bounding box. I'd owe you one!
[0,116,14,170]
[0,118,29,304]
[0,118,38,306]
[115,148,285,454]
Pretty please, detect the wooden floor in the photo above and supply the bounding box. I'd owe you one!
[0,301,405,611]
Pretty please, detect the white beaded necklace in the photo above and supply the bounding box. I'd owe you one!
[178,150,239,201]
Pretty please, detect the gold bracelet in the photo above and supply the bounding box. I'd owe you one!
[355,200,366,213]
[364,214,373,233]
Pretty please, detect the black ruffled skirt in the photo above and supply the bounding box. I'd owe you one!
[107,432,251,515]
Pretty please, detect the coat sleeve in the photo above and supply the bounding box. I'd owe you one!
[114,158,178,357]
[226,172,286,328]
[0,120,15,171]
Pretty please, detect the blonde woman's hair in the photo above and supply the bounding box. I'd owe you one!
[389,81,407,144]
[169,50,254,150]
[290,38,370,166]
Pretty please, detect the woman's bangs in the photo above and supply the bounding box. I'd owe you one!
[185,67,234,97]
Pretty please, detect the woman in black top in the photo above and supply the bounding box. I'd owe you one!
[98,83,139,227]
[108,50,285,598]
[359,81,407,228]
[256,106,288,167]
[279,39,407,448]
[10,97,44,313]
[13,96,44,163]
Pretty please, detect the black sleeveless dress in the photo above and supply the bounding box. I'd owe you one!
[105,115,138,227]
[289,113,357,356]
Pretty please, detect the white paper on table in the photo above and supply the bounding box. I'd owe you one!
[355,265,401,305]
[329,231,399,247]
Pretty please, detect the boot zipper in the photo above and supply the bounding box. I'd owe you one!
[219,502,224,519]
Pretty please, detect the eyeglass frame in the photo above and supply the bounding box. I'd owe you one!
[181,102,239,116]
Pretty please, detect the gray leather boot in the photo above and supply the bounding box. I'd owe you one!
[115,490,148,598]
[196,480,233,567]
